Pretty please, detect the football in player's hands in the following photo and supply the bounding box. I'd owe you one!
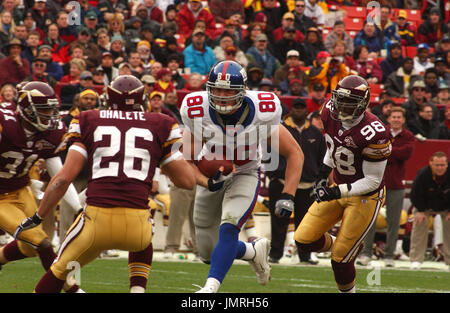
[197,156,233,178]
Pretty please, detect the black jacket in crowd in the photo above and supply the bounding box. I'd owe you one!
[410,162,450,212]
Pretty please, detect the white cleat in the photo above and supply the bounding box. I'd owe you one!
[248,238,271,286]
[195,285,216,293]
[410,261,422,270]
[356,255,371,266]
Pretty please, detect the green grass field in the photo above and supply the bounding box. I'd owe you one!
[1,258,449,293]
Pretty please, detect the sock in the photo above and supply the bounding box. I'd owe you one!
[208,223,240,283]
[35,270,65,293]
[2,240,27,263]
[237,241,256,260]
[128,243,153,291]
[331,259,356,293]
[36,245,57,271]
[203,277,221,292]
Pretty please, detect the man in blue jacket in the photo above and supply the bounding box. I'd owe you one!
[183,28,216,75]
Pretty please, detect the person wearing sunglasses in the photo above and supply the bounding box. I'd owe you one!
[24,58,57,88]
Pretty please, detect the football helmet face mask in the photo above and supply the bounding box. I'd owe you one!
[330,75,371,123]
[17,81,60,131]
[206,61,247,114]
[106,75,146,111]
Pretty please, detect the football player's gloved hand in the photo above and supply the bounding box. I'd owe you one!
[207,168,232,192]
[13,212,43,239]
[275,193,295,218]
[314,184,351,203]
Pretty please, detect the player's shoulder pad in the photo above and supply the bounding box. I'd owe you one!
[180,91,208,118]
[246,90,282,123]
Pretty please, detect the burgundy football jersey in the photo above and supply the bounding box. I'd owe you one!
[321,101,392,192]
[0,108,66,193]
[66,110,181,210]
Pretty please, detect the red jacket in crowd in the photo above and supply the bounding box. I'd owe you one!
[176,3,217,40]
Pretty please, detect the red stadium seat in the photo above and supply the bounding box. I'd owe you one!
[342,17,364,31]
[369,83,383,96]
[341,6,367,19]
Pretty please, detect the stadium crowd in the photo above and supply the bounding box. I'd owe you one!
[0,0,449,273]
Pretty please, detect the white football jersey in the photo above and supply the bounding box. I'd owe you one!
[180,90,282,173]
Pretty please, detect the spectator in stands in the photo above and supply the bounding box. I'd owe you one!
[13,24,27,45]
[0,10,15,45]
[435,35,450,60]
[246,62,264,90]
[126,51,143,77]
[141,74,155,98]
[432,82,449,107]
[149,61,162,79]
[92,68,105,87]
[259,78,273,92]
[330,40,357,73]
[358,106,415,268]
[213,32,247,67]
[434,56,450,87]
[96,28,110,54]
[0,38,30,87]
[61,45,84,75]
[424,68,440,99]
[280,65,309,95]
[167,54,186,90]
[24,57,57,87]
[413,43,434,76]
[384,9,416,47]
[259,0,289,32]
[304,0,324,27]
[305,82,326,113]
[287,78,308,97]
[135,4,161,38]
[163,91,182,124]
[183,72,205,91]
[272,12,304,43]
[1,0,22,26]
[353,45,383,84]
[153,67,175,94]
[380,42,404,83]
[142,0,164,24]
[371,99,394,125]
[209,0,245,25]
[42,23,69,65]
[354,21,386,57]
[110,35,127,67]
[177,0,217,40]
[408,151,450,270]
[375,4,394,32]
[417,7,449,45]
[301,27,325,67]
[55,11,77,44]
[97,0,127,23]
[309,51,348,93]
[107,13,125,39]
[385,57,421,98]
[96,51,119,85]
[83,10,102,38]
[0,83,16,104]
[30,0,54,31]
[407,103,446,140]
[292,0,316,37]
[60,57,85,85]
[324,20,354,57]
[70,27,101,70]
[21,30,40,66]
[165,4,178,24]
[183,28,216,76]
[245,33,279,79]
[274,26,305,65]
[36,44,63,81]
[239,23,263,53]
[160,36,184,67]
[274,50,307,85]
[266,97,326,265]
[307,110,323,132]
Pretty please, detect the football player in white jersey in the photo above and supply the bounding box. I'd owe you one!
[180,61,304,293]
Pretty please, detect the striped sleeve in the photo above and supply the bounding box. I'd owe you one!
[160,122,183,167]
[362,140,392,161]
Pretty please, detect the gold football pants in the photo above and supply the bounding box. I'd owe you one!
[0,186,47,256]
[295,188,385,263]
[51,205,153,280]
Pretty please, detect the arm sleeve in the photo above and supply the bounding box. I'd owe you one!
[339,159,387,197]
[45,156,82,213]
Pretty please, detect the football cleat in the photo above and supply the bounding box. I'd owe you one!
[248,237,271,285]
[195,285,216,293]
[410,261,422,270]
[356,255,371,266]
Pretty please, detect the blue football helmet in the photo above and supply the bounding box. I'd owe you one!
[206,61,247,114]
